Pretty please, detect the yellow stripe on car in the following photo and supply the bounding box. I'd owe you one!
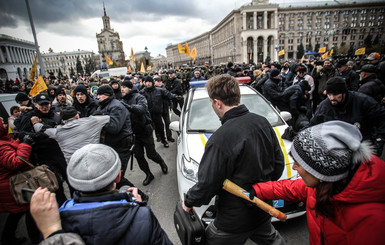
[273,127,291,178]
[200,134,207,147]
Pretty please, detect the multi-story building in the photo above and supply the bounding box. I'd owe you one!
[151,54,168,71]
[41,49,98,77]
[166,0,385,66]
[96,6,125,66]
[0,34,38,81]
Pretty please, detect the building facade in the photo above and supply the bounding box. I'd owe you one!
[96,6,125,66]
[0,34,38,82]
[151,54,168,71]
[41,50,98,77]
[166,0,385,66]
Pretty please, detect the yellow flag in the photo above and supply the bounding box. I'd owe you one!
[29,75,48,97]
[29,56,37,81]
[8,125,12,134]
[177,65,179,70]
[184,42,191,56]
[128,66,132,73]
[177,44,185,54]
[330,49,334,56]
[130,48,136,61]
[140,62,145,73]
[355,47,366,55]
[318,47,326,53]
[278,49,285,56]
[147,65,152,71]
[106,55,113,65]
[321,51,329,59]
[300,55,305,63]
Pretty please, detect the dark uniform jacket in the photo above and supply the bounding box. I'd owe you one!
[262,77,283,108]
[309,91,385,141]
[338,68,359,91]
[60,191,172,245]
[164,77,183,95]
[358,74,385,103]
[141,86,178,115]
[185,105,284,233]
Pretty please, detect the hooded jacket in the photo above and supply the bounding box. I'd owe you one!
[0,120,31,213]
[253,155,385,245]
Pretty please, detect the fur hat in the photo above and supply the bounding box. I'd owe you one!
[67,144,121,192]
[97,85,114,96]
[290,120,372,182]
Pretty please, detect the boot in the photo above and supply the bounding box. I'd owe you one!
[167,136,175,142]
[161,140,169,148]
[159,160,168,174]
[143,172,154,186]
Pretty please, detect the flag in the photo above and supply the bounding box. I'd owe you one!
[177,43,185,54]
[29,55,37,81]
[184,42,191,56]
[300,55,305,63]
[177,65,179,70]
[147,65,152,71]
[128,66,132,73]
[321,51,329,59]
[318,47,326,53]
[355,47,366,55]
[130,48,136,61]
[330,49,334,56]
[278,49,285,56]
[29,75,48,97]
[106,55,113,65]
[140,62,145,73]
[190,46,197,63]
[249,49,253,61]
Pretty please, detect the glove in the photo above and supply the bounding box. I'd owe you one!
[175,95,183,100]
[23,135,35,146]
[121,101,133,111]
[247,186,257,201]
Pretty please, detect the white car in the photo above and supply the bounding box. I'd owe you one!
[170,79,306,224]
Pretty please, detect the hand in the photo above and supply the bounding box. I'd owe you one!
[247,187,257,201]
[23,135,35,145]
[182,201,192,213]
[30,116,41,125]
[126,187,142,202]
[30,187,62,239]
[121,101,133,111]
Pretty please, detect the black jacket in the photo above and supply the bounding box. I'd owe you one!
[73,95,98,118]
[60,191,172,245]
[338,68,359,91]
[358,74,385,103]
[185,105,284,233]
[94,96,133,152]
[309,91,385,140]
[262,77,283,107]
[141,86,178,115]
[164,77,182,95]
[281,81,310,119]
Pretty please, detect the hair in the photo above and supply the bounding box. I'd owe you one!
[10,105,20,115]
[206,74,240,106]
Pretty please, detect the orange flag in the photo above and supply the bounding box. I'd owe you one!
[184,42,191,56]
[106,55,113,65]
[29,76,48,97]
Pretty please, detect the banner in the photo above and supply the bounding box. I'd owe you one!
[190,46,197,63]
[140,62,145,73]
[355,47,366,55]
[184,42,191,56]
[29,55,37,81]
[321,51,329,59]
[106,55,113,65]
[278,49,285,56]
[177,43,185,54]
[128,66,132,73]
[147,65,152,71]
[330,49,334,56]
[300,55,305,63]
[130,48,136,61]
[29,75,48,97]
[318,47,326,53]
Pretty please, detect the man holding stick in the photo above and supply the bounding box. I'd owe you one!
[182,74,285,245]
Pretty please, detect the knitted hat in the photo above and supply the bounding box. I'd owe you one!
[121,80,133,88]
[270,69,280,78]
[290,121,365,182]
[55,89,66,97]
[68,144,121,192]
[144,76,154,83]
[15,92,29,103]
[61,106,78,120]
[74,84,87,95]
[326,77,347,95]
[97,85,114,96]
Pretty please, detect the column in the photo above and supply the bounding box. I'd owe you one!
[18,48,25,64]
[5,46,12,63]
[263,38,268,62]
[253,38,258,63]
[22,49,28,63]
[0,48,5,63]
[264,11,267,29]
[253,12,257,30]
[275,10,278,29]
[242,38,247,63]
[243,12,247,30]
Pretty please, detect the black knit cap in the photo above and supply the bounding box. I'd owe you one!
[270,69,280,78]
[74,84,87,95]
[97,85,114,96]
[121,80,133,88]
[144,76,154,83]
[326,77,347,95]
[61,106,78,120]
[15,92,29,103]
[55,89,66,97]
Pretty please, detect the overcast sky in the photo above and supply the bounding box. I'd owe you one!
[0,0,379,58]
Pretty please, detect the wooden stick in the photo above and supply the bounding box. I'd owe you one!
[223,179,287,222]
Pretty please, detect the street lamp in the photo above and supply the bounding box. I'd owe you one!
[144,46,149,69]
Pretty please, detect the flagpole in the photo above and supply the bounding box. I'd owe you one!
[25,0,45,77]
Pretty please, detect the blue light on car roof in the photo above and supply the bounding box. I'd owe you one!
[189,80,208,88]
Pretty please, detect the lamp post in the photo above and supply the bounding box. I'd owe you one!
[144,46,149,69]
[274,45,279,62]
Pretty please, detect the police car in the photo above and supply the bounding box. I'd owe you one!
[170,78,306,224]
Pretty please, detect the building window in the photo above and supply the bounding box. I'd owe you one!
[324,37,329,42]
[342,36,347,41]
[279,40,285,44]
[351,35,356,40]
[315,37,320,42]
[333,36,338,41]
[343,10,349,15]
[352,10,358,15]
[351,23,356,28]
[359,34,364,39]
[306,38,311,43]
[361,9,366,14]
[324,24,330,29]
[289,46,294,51]
[288,39,294,44]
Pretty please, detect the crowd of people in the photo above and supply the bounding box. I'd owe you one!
[0,51,385,244]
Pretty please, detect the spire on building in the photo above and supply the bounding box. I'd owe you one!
[103,2,106,16]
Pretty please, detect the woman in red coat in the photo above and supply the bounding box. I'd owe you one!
[0,120,40,244]
[252,120,385,245]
